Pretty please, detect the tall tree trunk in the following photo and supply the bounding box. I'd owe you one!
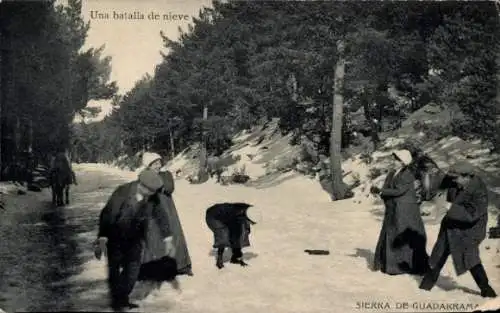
[65,57,72,152]
[290,73,298,102]
[497,41,500,152]
[0,26,3,179]
[374,80,388,131]
[14,116,20,161]
[10,39,18,167]
[329,40,349,201]
[2,21,16,172]
[148,135,154,151]
[28,118,33,153]
[494,1,500,151]
[168,125,175,160]
[360,88,381,150]
[198,105,208,181]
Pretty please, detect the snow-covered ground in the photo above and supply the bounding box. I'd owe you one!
[1,115,499,312]
[0,116,500,313]
[45,162,498,313]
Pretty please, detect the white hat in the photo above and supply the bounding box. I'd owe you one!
[392,149,412,166]
[141,152,162,168]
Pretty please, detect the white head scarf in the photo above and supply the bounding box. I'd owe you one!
[142,152,162,167]
[135,152,162,174]
[392,149,413,166]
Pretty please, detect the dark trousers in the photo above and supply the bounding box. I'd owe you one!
[420,242,490,291]
[217,247,242,260]
[107,242,143,305]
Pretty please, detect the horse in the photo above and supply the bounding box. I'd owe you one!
[50,153,76,206]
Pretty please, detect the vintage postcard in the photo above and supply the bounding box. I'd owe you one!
[0,0,499,312]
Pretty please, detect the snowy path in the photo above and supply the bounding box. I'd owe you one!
[2,164,498,312]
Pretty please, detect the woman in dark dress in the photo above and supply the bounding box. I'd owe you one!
[142,157,193,277]
[371,149,430,275]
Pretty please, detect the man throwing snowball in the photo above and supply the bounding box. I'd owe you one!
[94,169,176,311]
[419,161,496,298]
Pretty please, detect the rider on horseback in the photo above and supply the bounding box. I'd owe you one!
[50,150,77,205]
[50,151,77,182]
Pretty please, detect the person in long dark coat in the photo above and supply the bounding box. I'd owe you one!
[94,169,175,311]
[371,149,430,275]
[419,161,497,298]
[142,157,193,277]
[205,202,256,269]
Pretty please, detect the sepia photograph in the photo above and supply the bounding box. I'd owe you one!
[0,0,499,312]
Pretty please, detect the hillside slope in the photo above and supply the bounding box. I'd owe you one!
[166,108,500,218]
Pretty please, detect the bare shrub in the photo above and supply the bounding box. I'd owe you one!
[368,167,382,180]
[412,121,453,141]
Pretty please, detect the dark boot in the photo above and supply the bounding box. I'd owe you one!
[216,247,224,269]
[419,246,450,291]
[419,269,439,291]
[111,303,125,312]
[230,248,248,267]
[470,264,497,298]
[111,296,139,311]
[110,298,127,311]
[126,301,139,309]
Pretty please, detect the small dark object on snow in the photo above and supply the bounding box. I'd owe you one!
[138,256,179,282]
[232,174,250,184]
[488,226,500,239]
[17,189,26,195]
[304,249,330,255]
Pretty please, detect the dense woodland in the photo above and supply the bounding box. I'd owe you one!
[77,1,498,160]
[1,1,499,195]
[0,0,116,179]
